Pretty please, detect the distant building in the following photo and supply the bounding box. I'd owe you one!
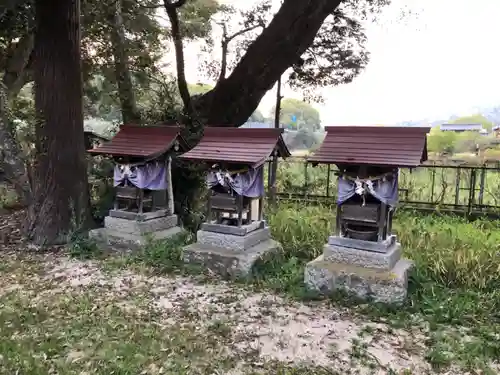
[439,123,484,132]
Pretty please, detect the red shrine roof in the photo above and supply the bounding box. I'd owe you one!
[180,127,291,167]
[308,126,430,167]
[87,125,188,158]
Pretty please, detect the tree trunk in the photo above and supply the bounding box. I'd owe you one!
[194,0,342,126]
[28,0,93,245]
[109,0,141,124]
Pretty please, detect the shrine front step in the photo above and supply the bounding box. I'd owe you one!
[104,215,178,235]
[89,226,183,253]
[304,255,413,305]
[183,239,280,278]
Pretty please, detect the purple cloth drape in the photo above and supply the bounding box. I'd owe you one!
[337,171,399,207]
[113,161,167,190]
[206,166,264,198]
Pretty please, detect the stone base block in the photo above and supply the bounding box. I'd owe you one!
[108,209,169,222]
[323,242,401,271]
[183,239,280,278]
[104,215,178,235]
[304,255,413,304]
[328,235,397,254]
[200,220,264,236]
[89,226,183,253]
[196,227,270,252]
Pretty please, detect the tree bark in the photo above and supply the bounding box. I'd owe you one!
[164,0,193,116]
[109,0,141,124]
[28,0,93,245]
[195,0,342,126]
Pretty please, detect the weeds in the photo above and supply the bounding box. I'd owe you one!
[68,232,101,260]
[130,231,191,273]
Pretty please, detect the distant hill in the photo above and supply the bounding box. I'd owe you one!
[396,105,500,128]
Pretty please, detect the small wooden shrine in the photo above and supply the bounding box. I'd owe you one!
[180,127,291,227]
[180,127,291,277]
[88,124,187,219]
[304,126,430,304]
[309,126,429,246]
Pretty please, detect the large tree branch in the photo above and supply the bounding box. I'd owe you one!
[164,0,192,115]
[217,23,263,84]
[2,33,35,99]
[195,0,342,126]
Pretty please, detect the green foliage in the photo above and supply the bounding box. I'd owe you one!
[427,125,499,156]
[271,98,321,131]
[199,0,383,102]
[427,127,457,154]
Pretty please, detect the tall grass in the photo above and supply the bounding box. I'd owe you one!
[394,212,500,290]
[267,203,500,293]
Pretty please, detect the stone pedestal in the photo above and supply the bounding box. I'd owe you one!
[183,220,279,277]
[304,235,413,304]
[89,210,182,252]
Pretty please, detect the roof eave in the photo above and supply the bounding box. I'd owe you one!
[307,158,421,168]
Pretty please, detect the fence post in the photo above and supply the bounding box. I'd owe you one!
[326,164,331,197]
[430,167,436,203]
[303,161,309,198]
[454,168,461,206]
[467,168,476,216]
[478,167,486,206]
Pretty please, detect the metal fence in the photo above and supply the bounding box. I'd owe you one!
[273,158,500,218]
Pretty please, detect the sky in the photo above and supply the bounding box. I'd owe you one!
[172,0,500,126]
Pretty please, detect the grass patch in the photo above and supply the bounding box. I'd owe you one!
[0,290,238,374]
